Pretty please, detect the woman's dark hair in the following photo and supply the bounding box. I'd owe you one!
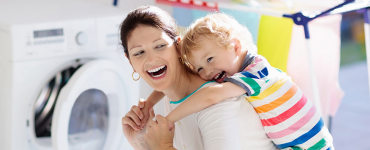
[120,6,178,59]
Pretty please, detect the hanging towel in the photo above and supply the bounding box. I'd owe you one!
[286,14,344,123]
[257,15,294,72]
[173,7,194,27]
[173,4,261,42]
[219,8,260,43]
[191,9,210,22]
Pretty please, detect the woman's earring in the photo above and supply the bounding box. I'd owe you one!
[179,57,185,64]
[132,71,140,81]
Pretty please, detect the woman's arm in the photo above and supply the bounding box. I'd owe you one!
[146,90,165,108]
[165,82,246,123]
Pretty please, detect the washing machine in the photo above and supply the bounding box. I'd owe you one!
[0,1,151,150]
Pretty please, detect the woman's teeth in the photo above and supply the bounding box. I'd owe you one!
[148,65,165,73]
[153,70,166,77]
[147,65,167,78]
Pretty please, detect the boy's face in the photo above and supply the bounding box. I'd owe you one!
[188,37,241,83]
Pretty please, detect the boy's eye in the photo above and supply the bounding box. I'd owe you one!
[155,44,166,49]
[133,50,144,56]
[207,57,213,62]
[197,67,203,73]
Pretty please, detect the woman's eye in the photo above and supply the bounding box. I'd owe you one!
[133,50,144,56]
[155,44,166,49]
[207,57,213,62]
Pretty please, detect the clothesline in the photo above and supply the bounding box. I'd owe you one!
[113,0,370,127]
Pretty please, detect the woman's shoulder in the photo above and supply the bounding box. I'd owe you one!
[196,82,252,114]
[201,81,244,101]
[195,81,259,124]
[198,81,218,89]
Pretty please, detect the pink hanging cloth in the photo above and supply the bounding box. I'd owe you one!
[287,14,344,120]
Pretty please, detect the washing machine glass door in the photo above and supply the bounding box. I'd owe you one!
[51,59,133,150]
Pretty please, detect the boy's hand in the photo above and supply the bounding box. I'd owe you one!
[138,98,150,129]
[167,121,175,131]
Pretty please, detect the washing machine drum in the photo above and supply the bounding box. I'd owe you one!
[33,59,134,150]
[34,67,81,137]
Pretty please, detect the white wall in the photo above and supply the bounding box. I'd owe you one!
[75,0,173,15]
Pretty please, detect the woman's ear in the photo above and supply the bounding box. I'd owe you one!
[232,38,242,55]
[175,36,182,57]
[125,53,135,71]
[176,36,182,43]
[125,54,132,64]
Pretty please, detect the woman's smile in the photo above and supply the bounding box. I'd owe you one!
[146,65,167,80]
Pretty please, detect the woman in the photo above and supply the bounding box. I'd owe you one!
[120,6,277,150]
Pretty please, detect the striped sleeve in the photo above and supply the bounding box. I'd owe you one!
[224,70,268,97]
[224,55,278,97]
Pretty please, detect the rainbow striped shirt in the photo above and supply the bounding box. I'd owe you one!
[224,53,334,150]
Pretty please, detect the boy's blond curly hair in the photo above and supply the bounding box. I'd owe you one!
[181,13,256,62]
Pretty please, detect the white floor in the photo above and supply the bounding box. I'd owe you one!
[332,61,370,149]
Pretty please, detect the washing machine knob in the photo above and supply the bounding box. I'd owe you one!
[76,32,88,46]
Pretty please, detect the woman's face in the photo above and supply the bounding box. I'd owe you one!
[127,24,179,91]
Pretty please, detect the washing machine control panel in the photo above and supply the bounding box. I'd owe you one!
[32,28,65,45]
[10,15,125,61]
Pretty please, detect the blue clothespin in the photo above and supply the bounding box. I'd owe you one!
[357,7,370,23]
[113,0,118,6]
[365,8,370,24]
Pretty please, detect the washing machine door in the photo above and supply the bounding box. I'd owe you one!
[51,59,138,150]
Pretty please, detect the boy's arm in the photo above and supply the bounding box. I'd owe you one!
[145,90,165,108]
[165,82,246,123]
[140,90,165,128]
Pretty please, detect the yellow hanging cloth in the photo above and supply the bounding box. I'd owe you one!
[256,15,294,72]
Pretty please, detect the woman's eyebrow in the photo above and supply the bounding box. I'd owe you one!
[129,45,142,51]
[129,38,163,50]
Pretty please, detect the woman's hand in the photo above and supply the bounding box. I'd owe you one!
[139,98,150,129]
[144,110,176,150]
[122,100,152,150]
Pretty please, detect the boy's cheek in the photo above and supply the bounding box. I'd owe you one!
[198,73,212,81]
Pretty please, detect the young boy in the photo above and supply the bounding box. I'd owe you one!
[140,13,334,150]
